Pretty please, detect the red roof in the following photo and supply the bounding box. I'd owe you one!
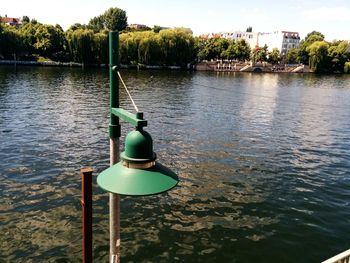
[1,17,21,24]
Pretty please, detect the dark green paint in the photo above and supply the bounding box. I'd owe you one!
[97,162,178,196]
[109,31,120,139]
[121,130,156,162]
[111,108,147,129]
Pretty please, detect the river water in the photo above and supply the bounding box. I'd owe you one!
[0,66,349,262]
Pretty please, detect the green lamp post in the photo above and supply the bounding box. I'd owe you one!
[97,31,179,262]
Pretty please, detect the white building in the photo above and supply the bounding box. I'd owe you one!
[258,31,300,56]
[219,31,259,48]
[204,30,300,57]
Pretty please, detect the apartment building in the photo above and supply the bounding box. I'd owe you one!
[258,31,300,56]
[204,30,300,56]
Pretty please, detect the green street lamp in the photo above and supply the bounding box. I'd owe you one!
[97,31,179,262]
[97,111,178,196]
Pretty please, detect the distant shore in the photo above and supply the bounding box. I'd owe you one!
[0,59,311,73]
[0,60,188,70]
[195,61,311,73]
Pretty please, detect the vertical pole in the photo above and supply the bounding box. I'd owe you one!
[109,31,121,263]
[81,168,93,263]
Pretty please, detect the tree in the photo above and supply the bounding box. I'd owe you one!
[88,16,105,31]
[328,41,350,72]
[220,40,236,60]
[306,41,330,72]
[197,37,229,61]
[119,28,195,66]
[88,7,127,32]
[235,39,251,61]
[286,48,298,64]
[18,21,40,55]
[33,24,65,57]
[246,26,252,32]
[268,48,281,64]
[93,30,109,64]
[0,24,23,59]
[305,31,325,42]
[153,25,162,33]
[68,23,86,31]
[104,7,127,31]
[22,16,30,23]
[251,45,268,63]
[298,31,325,64]
[66,28,96,64]
[158,28,195,66]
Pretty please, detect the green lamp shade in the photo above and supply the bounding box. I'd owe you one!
[97,161,179,196]
[97,129,179,196]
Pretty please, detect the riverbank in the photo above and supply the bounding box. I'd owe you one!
[0,59,309,73]
[195,61,311,73]
[0,60,186,70]
[0,60,84,67]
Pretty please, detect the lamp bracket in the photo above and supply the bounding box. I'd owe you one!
[111,108,147,130]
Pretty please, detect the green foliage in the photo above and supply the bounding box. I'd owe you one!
[33,24,65,56]
[286,48,298,64]
[246,26,252,33]
[119,28,195,66]
[88,16,105,31]
[1,13,349,73]
[66,28,102,64]
[88,7,127,31]
[344,62,350,74]
[307,41,330,73]
[251,45,268,63]
[22,16,30,23]
[68,23,86,31]
[93,31,109,64]
[268,48,281,64]
[328,41,350,72]
[0,24,23,58]
[235,40,251,61]
[153,25,162,33]
[297,31,325,64]
[305,31,325,42]
[196,37,251,62]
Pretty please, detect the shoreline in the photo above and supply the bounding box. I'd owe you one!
[195,61,311,73]
[0,59,312,73]
[0,60,188,70]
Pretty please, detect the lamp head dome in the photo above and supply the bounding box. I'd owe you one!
[121,129,156,162]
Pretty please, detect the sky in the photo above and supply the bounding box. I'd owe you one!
[2,0,350,41]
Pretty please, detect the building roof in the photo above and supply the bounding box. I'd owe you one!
[1,16,21,24]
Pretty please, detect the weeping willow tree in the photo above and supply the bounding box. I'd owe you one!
[306,41,329,73]
[119,28,195,66]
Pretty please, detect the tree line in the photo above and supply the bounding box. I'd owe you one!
[0,7,349,73]
[196,31,350,73]
[0,7,195,67]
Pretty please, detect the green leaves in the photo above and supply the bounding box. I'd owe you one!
[119,28,195,66]
[88,7,127,32]
[196,38,251,61]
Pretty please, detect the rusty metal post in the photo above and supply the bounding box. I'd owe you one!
[81,167,93,263]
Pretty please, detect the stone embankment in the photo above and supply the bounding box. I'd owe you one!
[0,60,83,67]
[195,61,310,73]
